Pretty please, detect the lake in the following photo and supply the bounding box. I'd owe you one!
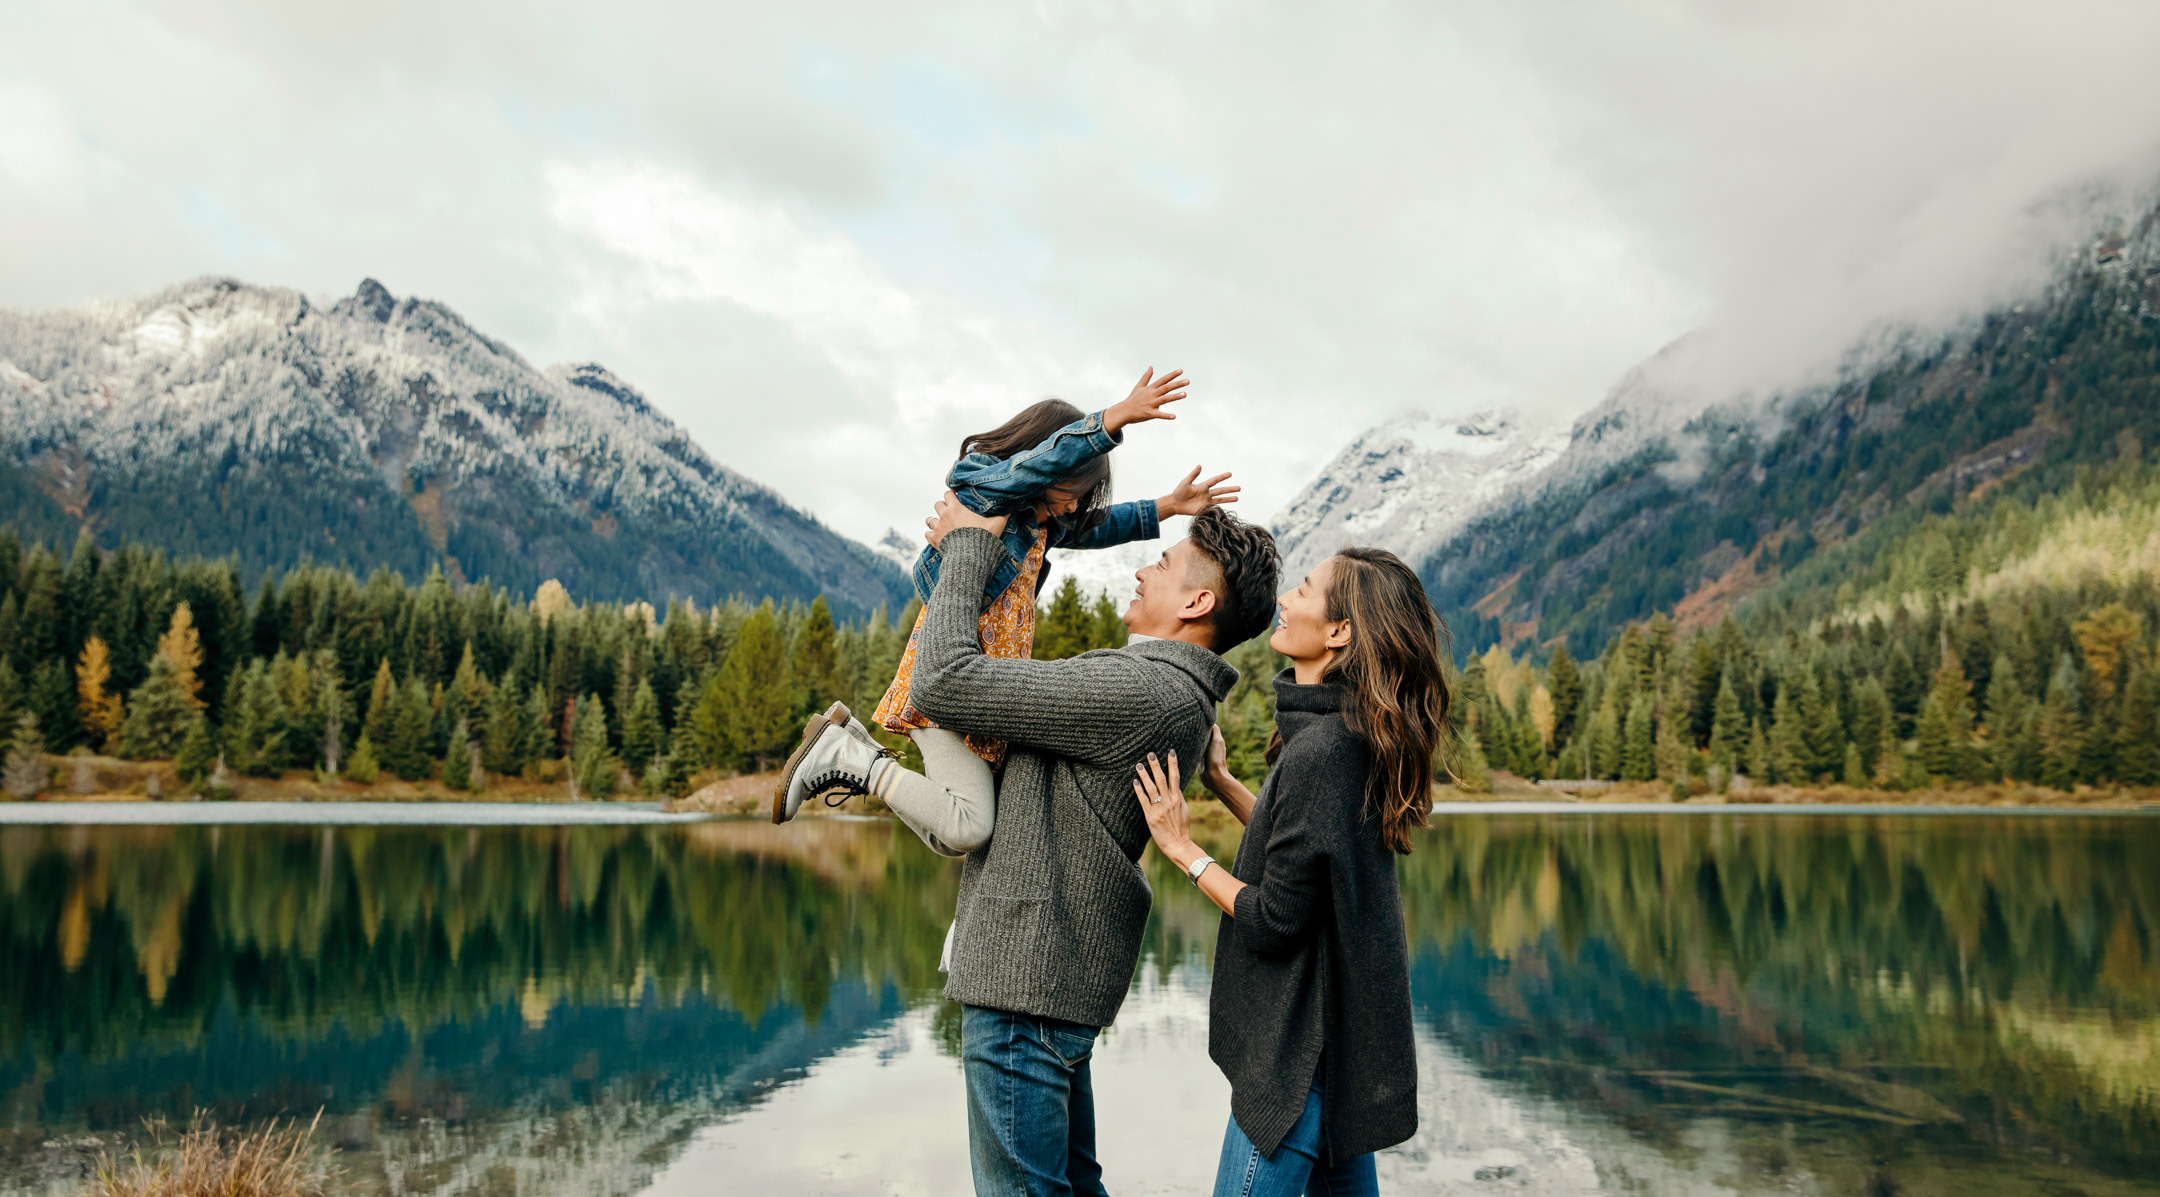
[2,811,2155,1196]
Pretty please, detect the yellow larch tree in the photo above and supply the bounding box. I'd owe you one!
[76,636,125,750]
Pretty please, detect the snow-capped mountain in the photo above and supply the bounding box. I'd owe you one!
[0,277,908,613]
[1276,199,2160,657]
[1271,410,1572,584]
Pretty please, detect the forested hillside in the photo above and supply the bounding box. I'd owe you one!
[0,277,908,616]
[0,529,1131,799]
[1445,444,2160,794]
[1428,210,2160,660]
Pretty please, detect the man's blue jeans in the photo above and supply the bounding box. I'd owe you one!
[962,1003,1107,1197]
[1213,1084,1379,1197]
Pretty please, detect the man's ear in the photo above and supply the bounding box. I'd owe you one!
[1177,588,1220,626]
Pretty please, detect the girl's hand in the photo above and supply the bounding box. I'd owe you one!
[1157,466,1240,520]
[1132,750,1202,869]
[1104,368,1188,433]
[1200,725,1234,794]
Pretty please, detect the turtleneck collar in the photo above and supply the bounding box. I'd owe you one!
[1272,669,1345,713]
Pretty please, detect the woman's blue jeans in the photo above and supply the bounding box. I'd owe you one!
[1213,1085,1379,1197]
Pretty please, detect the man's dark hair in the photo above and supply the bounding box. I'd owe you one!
[1186,507,1280,651]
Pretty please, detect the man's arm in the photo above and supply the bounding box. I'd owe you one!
[910,527,1166,766]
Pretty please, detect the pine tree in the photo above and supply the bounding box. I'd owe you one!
[1653,700,1688,782]
[1548,643,1583,745]
[793,595,844,704]
[1708,673,1744,771]
[1982,652,2024,741]
[1034,578,1093,661]
[174,717,218,785]
[1745,718,1771,784]
[569,693,616,800]
[2038,654,2083,791]
[442,716,477,791]
[345,734,382,784]
[117,655,199,759]
[1883,643,1922,737]
[1446,728,1492,793]
[76,637,124,752]
[156,603,207,711]
[1620,694,1655,781]
[28,659,77,751]
[1798,671,1840,777]
[719,606,792,770]
[446,642,488,734]
[1090,594,1128,651]
[1769,685,1805,784]
[385,677,435,781]
[2,713,45,799]
[1841,741,1867,787]
[1588,697,1622,780]
[621,678,665,771]
[222,660,289,777]
[2114,667,2160,786]
[362,659,397,748]
[519,683,553,767]
[0,660,18,744]
[1852,678,1891,778]
[482,679,526,775]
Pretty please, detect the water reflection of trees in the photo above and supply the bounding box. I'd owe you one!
[1396,813,2160,1179]
[0,822,957,1063]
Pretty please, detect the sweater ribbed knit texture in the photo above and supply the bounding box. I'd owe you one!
[1210,674,1418,1161]
[913,528,1238,1028]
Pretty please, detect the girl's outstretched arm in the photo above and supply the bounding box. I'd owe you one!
[1155,466,1240,521]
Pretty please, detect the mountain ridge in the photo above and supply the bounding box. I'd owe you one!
[1279,202,2160,660]
[0,276,910,615]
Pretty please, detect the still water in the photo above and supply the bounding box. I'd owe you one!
[2,812,2156,1196]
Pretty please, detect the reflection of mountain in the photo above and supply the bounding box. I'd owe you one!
[6,982,910,1197]
[1399,814,2160,1187]
[5,815,2158,1195]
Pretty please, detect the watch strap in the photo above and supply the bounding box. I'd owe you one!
[1186,855,1216,883]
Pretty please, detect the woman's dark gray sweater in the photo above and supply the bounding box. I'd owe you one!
[1209,674,1418,1161]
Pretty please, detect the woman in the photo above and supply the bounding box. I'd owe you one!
[1133,547,1447,1196]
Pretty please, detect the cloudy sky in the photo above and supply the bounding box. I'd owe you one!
[5,0,2160,544]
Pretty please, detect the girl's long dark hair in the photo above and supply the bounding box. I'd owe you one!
[1279,547,1450,854]
[960,399,1113,533]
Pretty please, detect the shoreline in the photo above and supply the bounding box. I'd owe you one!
[0,800,709,825]
[0,798,2151,826]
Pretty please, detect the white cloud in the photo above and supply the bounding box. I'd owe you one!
[6,0,2160,547]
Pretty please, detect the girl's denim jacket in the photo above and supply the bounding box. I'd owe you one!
[913,408,1160,612]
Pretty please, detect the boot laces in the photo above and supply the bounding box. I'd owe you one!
[809,742,897,808]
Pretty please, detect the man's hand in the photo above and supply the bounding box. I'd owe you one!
[925,488,1009,550]
[1157,466,1240,520]
[1103,368,1188,434]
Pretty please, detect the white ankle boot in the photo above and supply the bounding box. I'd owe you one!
[774,706,892,823]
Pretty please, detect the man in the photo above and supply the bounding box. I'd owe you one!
[781,498,1280,1196]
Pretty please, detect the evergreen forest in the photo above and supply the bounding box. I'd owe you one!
[0,526,1133,800]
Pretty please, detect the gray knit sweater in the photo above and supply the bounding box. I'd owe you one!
[911,527,1238,1028]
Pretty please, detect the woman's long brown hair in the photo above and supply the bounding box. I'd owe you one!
[1272,547,1450,854]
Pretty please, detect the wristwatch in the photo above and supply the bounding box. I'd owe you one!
[1186,854,1216,884]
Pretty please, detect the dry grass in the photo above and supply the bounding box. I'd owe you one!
[91,1114,329,1197]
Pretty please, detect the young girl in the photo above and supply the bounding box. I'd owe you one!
[772,368,1239,857]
